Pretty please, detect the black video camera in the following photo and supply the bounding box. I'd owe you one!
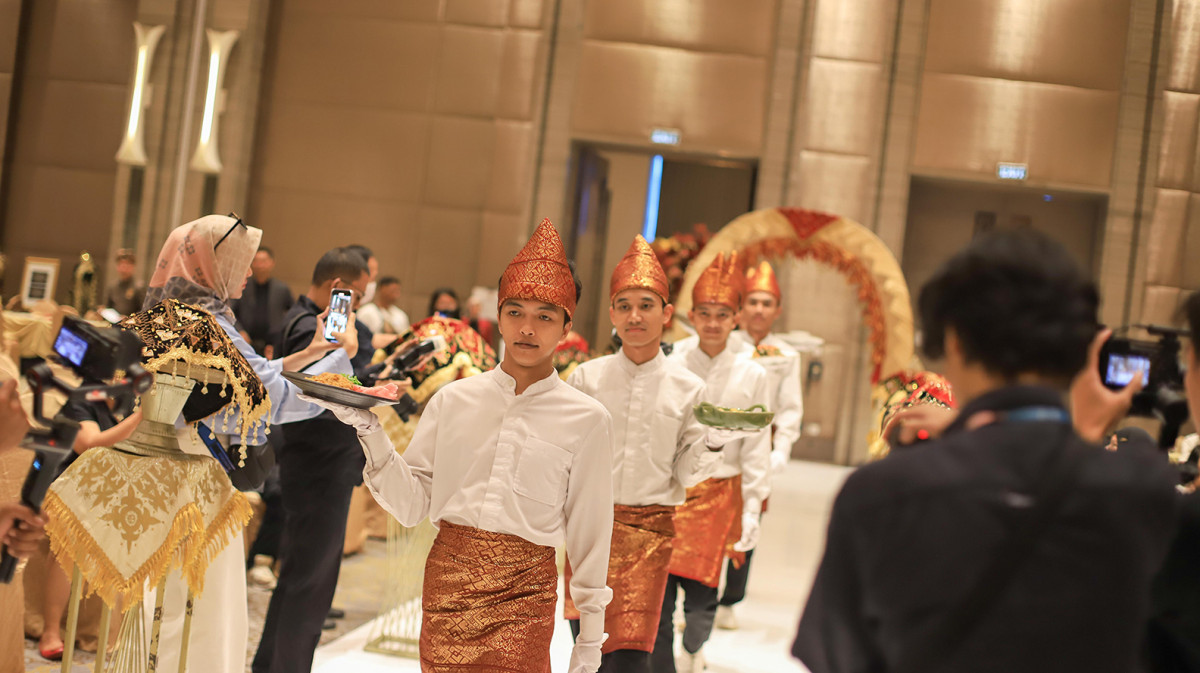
[0,316,152,583]
[1099,325,1190,449]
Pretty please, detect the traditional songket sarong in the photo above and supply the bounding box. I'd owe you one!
[564,504,675,652]
[421,521,558,672]
[669,475,743,587]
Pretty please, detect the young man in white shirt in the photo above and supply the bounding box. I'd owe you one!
[656,252,772,673]
[565,236,748,673]
[716,260,804,630]
[356,276,411,337]
[308,219,615,673]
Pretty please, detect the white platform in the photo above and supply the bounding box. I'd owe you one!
[311,460,852,673]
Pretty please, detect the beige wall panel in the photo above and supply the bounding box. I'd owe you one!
[804,58,883,156]
[256,106,430,202]
[794,152,872,224]
[4,166,116,254]
[251,189,421,294]
[924,0,1129,90]
[0,73,10,160]
[487,121,535,214]
[572,42,766,153]
[509,0,545,28]
[411,207,483,296]
[424,117,496,209]
[811,0,891,63]
[1184,192,1200,288]
[1169,0,1200,93]
[40,0,136,83]
[435,26,505,117]
[284,0,442,23]
[496,30,542,120]
[446,0,510,27]
[0,0,21,72]
[583,0,776,57]
[913,74,1120,187]
[477,212,526,286]
[1140,285,1184,325]
[14,80,126,170]
[269,14,439,111]
[1157,91,1200,189]
[1144,189,1189,285]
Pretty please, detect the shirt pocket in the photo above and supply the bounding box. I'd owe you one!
[513,437,573,507]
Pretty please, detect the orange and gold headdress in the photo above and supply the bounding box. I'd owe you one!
[498,218,577,319]
[691,251,743,310]
[610,235,670,302]
[745,260,781,300]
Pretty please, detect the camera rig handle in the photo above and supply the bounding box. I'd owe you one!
[23,361,151,428]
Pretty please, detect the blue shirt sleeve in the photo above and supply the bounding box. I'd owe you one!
[202,313,353,442]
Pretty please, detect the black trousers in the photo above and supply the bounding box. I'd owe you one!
[251,431,359,673]
[651,574,719,672]
[717,549,755,606]
[247,464,284,569]
[569,620,653,673]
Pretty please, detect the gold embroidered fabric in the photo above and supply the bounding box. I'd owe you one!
[120,299,270,451]
[610,235,670,302]
[400,317,497,404]
[669,475,742,588]
[745,260,781,299]
[43,447,250,610]
[420,521,556,672]
[498,218,577,319]
[692,252,743,311]
[563,504,675,653]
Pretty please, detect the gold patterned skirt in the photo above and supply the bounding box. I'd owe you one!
[420,521,557,672]
[42,445,250,609]
[563,504,675,652]
[668,475,742,588]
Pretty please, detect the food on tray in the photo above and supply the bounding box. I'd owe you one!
[308,373,400,401]
[692,402,774,430]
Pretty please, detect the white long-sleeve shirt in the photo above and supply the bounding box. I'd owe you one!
[731,331,804,460]
[567,350,719,507]
[359,366,615,641]
[670,336,772,516]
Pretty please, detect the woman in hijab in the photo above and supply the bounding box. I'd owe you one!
[140,214,358,673]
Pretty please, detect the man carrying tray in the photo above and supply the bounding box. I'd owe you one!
[656,252,772,673]
[563,235,754,672]
[304,219,616,673]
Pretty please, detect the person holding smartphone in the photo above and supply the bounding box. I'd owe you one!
[253,247,368,673]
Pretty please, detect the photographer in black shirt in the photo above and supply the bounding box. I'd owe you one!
[793,230,1179,673]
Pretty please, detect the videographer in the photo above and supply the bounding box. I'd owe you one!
[792,230,1180,673]
[1068,290,1200,672]
[0,379,44,557]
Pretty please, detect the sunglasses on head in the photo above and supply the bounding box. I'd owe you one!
[214,212,247,250]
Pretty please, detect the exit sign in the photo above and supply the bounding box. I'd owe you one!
[650,128,681,145]
[997,162,1028,180]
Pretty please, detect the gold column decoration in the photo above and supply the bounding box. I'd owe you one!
[189,29,239,174]
[115,23,167,166]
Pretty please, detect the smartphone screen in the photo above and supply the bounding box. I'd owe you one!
[1104,353,1150,387]
[324,288,353,343]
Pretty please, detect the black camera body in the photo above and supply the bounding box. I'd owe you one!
[1099,325,1190,448]
[0,316,151,583]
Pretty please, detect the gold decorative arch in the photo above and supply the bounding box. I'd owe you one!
[676,207,914,384]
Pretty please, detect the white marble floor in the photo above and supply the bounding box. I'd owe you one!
[311,459,852,673]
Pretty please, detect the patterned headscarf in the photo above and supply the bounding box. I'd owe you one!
[144,214,262,323]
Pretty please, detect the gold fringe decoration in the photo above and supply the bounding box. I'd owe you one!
[43,489,204,611]
[179,491,253,596]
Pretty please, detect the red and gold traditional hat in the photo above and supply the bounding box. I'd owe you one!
[691,251,743,310]
[498,218,576,318]
[610,234,670,302]
[745,260,781,300]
